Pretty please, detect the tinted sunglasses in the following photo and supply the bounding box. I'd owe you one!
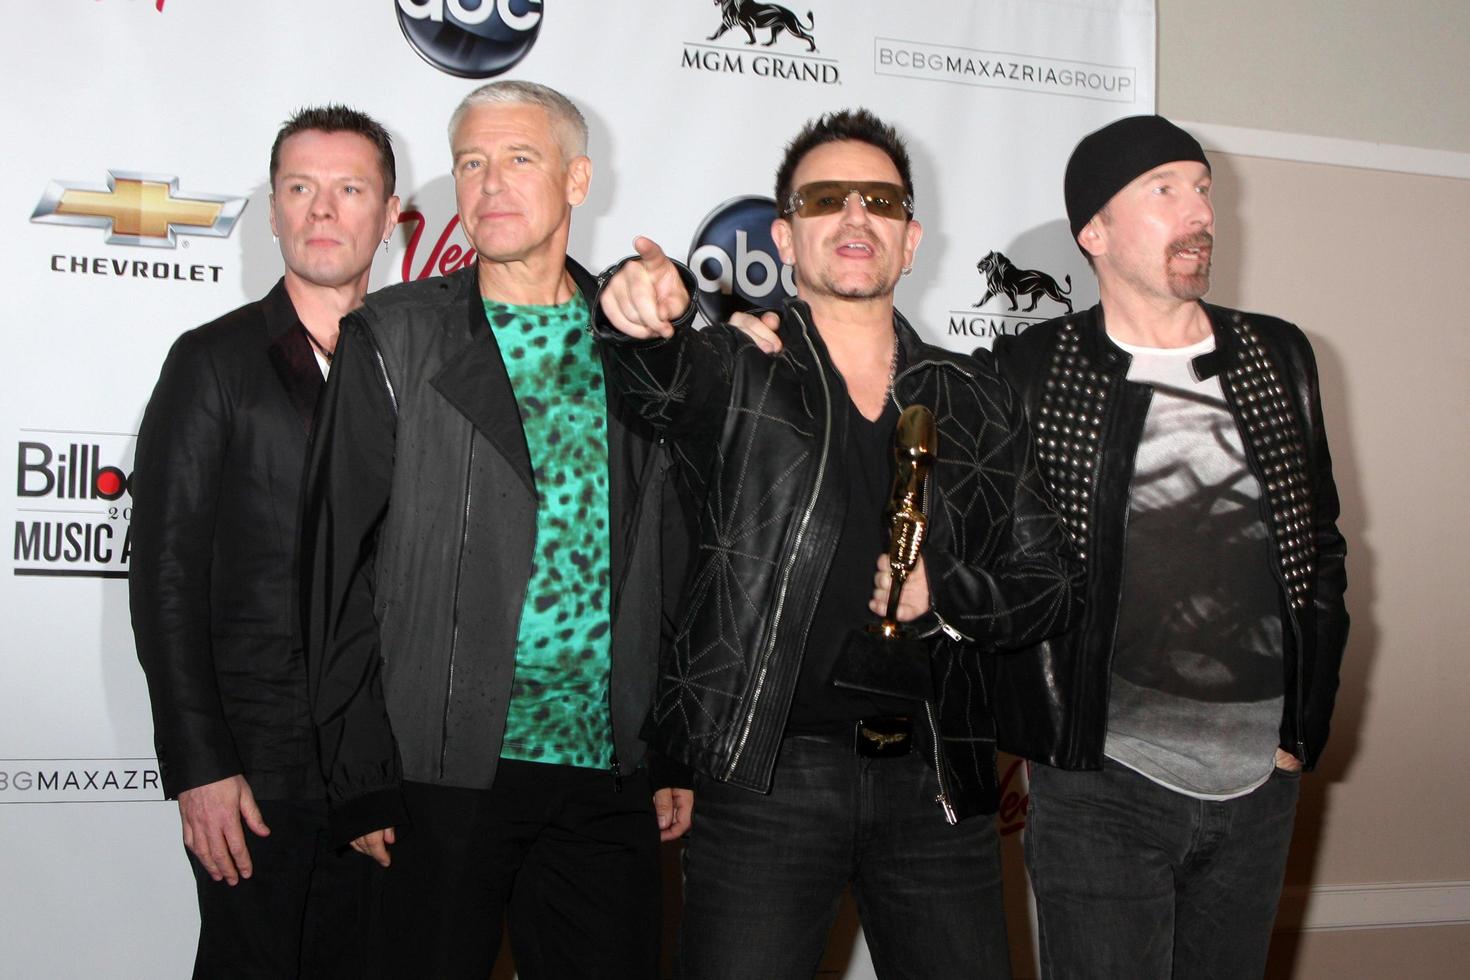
[782,181,915,220]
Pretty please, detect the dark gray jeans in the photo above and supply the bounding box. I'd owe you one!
[1025,759,1300,980]
[679,733,1012,980]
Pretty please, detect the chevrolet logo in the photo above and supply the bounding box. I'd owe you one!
[31,171,246,249]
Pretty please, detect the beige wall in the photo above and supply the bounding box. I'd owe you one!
[1158,0,1470,153]
[1207,148,1470,874]
[1157,2,1470,975]
[1267,925,1470,980]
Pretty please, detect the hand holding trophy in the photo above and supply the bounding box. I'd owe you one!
[831,404,938,701]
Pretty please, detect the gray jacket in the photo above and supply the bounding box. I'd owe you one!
[302,262,680,842]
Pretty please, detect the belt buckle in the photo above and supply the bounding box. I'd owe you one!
[854,716,911,758]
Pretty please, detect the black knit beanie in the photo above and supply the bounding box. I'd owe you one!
[1064,115,1210,241]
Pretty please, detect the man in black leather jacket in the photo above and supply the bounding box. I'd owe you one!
[991,115,1350,979]
[130,106,399,977]
[597,109,1081,979]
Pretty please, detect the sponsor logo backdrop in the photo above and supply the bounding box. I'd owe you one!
[0,2,1152,975]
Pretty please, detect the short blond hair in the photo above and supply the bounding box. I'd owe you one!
[448,80,588,164]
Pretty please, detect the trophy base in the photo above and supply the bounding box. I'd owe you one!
[831,628,934,702]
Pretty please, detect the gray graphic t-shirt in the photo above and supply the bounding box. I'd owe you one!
[1104,332,1283,799]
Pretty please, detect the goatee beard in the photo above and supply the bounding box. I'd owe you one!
[1167,231,1213,300]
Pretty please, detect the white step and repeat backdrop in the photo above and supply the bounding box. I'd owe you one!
[1,2,1152,976]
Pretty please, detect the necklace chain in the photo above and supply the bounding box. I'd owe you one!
[303,326,333,364]
[885,330,899,401]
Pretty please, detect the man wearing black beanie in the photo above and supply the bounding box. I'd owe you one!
[991,115,1349,978]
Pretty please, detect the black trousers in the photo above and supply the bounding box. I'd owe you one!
[381,760,661,980]
[189,797,376,979]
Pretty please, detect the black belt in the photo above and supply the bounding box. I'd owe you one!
[853,715,912,758]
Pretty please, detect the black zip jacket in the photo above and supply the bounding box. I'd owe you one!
[301,262,688,842]
[990,303,1349,771]
[594,292,1082,821]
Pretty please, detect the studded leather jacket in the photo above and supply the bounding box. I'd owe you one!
[595,295,1082,821]
[990,303,1349,771]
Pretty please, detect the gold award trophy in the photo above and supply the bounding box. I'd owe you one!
[831,404,938,702]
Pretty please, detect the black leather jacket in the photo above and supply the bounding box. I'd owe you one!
[596,295,1082,821]
[991,303,1349,771]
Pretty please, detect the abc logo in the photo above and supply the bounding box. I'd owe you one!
[687,196,796,325]
[396,0,543,79]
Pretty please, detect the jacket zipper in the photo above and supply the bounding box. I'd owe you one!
[889,358,958,824]
[723,308,834,781]
[355,311,398,415]
[439,436,476,777]
[924,701,958,824]
[436,433,535,777]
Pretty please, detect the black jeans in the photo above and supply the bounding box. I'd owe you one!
[189,797,375,979]
[380,760,660,980]
[679,733,1011,980]
[1025,760,1301,980]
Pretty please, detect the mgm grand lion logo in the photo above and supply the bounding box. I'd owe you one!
[974,251,1073,314]
[708,0,817,52]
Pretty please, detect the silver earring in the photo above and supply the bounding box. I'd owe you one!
[382,239,390,251]
[901,266,912,277]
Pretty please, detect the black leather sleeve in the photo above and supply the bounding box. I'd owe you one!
[591,257,738,498]
[129,330,241,798]
[1295,330,1350,768]
[300,311,408,842]
[646,749,695,791]
[923,362,1084,650]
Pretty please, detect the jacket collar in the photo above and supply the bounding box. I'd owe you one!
[777,295,926,359]
[429,258,608,498]
[262,277,325,433]
[1076,300,1239,381]
[894,308,983,384]
[776,296,976,391]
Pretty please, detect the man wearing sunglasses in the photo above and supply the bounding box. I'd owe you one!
[595,108,1082,978]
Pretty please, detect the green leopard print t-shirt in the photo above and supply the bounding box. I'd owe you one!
[485,292,614,769]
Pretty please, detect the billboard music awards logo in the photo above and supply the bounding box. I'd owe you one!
[396,0,543,78]
[687,196,795,324]
[682,1,839,85]
[31,170,246,284]
[948,250,1074,341]
[12,431,136,578]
